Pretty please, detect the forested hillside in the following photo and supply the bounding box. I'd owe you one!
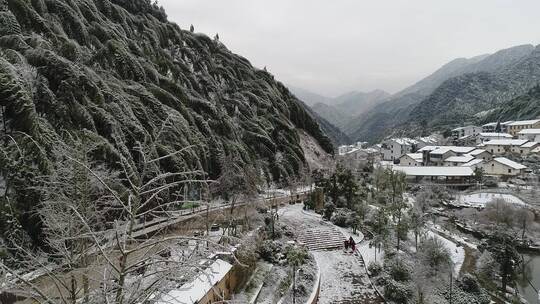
[0,0,332,243]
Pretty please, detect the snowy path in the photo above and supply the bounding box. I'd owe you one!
[280,205,383,304]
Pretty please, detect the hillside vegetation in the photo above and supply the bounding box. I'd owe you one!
[0,0,332,242]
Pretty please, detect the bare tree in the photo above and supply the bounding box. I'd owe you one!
[0,120,232,303]
[212,154,262,236]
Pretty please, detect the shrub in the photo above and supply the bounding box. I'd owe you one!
[331,210,349,227]
[385,258,412,282]
[258,240,282,263]
[323,202,335,220]
[384,279,414,303]
[368,261,382,276]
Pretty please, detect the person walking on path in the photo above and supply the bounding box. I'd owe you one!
[349,236,356,253]
[344,239,349,252]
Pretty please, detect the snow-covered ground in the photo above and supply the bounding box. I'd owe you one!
[312,251,383,304]
[426,229,464,275]
[454,192,527,209]
[357,241,385,267]
[279,205,383,304]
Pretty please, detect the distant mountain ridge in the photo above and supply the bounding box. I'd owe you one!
[289,86,390,135]
[344,44,538,142]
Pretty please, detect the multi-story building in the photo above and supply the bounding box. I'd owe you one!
[517,129,540,142]
[507,119,540,136]
[419,146,477,166]
[481,139,529,155]
[381,138,419,161]
[477,132,513,144]
[451,126,481,139]
[482,121,515,133]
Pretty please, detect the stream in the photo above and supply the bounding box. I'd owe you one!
[517,253,540,304]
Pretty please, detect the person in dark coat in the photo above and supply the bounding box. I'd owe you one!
[344,239,349,251]
[349,236,356,253]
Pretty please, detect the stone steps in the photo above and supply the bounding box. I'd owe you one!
[298,228,347,251]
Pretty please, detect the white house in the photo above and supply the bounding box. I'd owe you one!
[477,133,513,144]
[444,155,475,167]
[461,159,484,169]
[381,138,420,161]
[482,139,529,155]
[399,153,423,166]
[515,141,540,155]
[481,157,527,176]
[338,147,381,170]
[452,126,481,139]
[482,122,498,133]
[518,129,540,141]
[465,149,492,161]
[419,146,477,166]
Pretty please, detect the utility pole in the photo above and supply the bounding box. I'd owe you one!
[293,264,296,304]
[449,267,453,304]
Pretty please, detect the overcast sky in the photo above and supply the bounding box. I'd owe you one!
[160,0,540,97]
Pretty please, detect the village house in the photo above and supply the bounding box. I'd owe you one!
[455,134,478,147]
[477,132,513,144]
[482,121,514,133]
[481,139,529,155]
[482,122,498,133]
[451,126,481,139]
[507,119,540,136]
[338,147,381,171]
[418,146,477,166]
[461,158,484,169]
[517,129,540,142]
[481,157,527,176]
[466,149,492,161]
[338,141,368,155]
[399,153,423,166]
[443,155,475,167]
[381,138,419,161]
[159,258,239,304]
[515,141,540,155]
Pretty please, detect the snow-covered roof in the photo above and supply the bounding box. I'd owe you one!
[501,121,514,125]
[507,119,540,126]
[479,133,513,138]
[518,129,540,135]
[159,259,233,304]
[461,159,484,167]
[417,135,439,144]
[393,166,474,177]
[493,157,526,170]
[482,122,497,127]
[403,153,423,161]
[483,139,528,146]
[445,155,474,163]
[452,125,479,131]
[419,146,476,154]
[390,138,419,145]
[466,149,488,156]
[521,142,539,148]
